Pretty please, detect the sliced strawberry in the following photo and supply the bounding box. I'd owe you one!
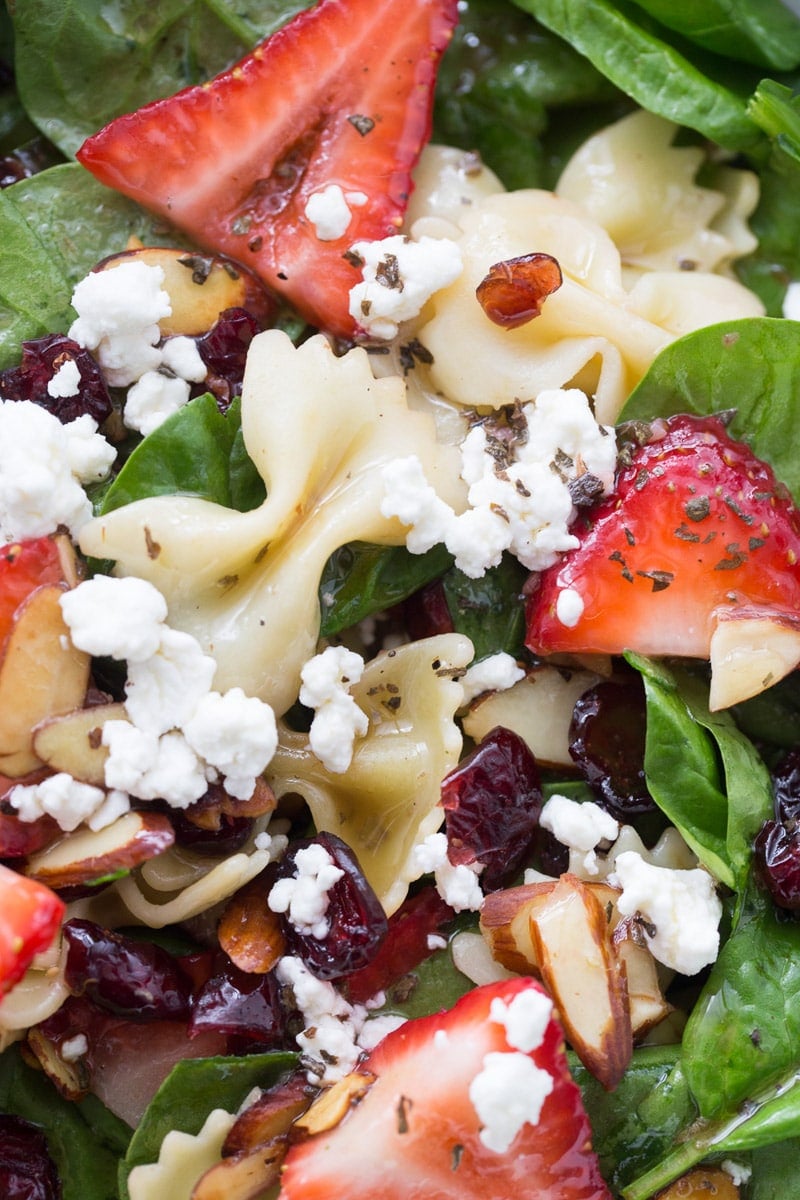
[280,977,611,1199]
[76,0,459,339]
[0,537,69,650]
[526,413,800,662]
[0,863,64,996]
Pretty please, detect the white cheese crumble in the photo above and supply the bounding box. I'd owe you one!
[539,794,620,876]
[124,371,192,437]
[381,388,616,579]
[160,335,207,383]
[488,988,553,1053]
[69,262,171,387]
[469,1051,554,1153]
[783,280,800,321]
[0,400,115,543]
[609,850,722,975]
[268,843,345,938]
[348,234,463,339]
[555,587,584,628]
[299,646,369,774]
[304,184,367,241]
[722,1160,752,1187]
[183,688,278,800]
[9,773,125,832]
[412,831,484,912]
[47,358,81,399]
[60,574,168,662]
[124,627,217,736]
[61,1033,89,1062]
[460,652,525,706]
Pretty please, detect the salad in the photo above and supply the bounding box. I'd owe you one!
[2,0,800,1196]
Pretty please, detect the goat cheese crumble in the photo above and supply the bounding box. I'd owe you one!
[299,645,369,774]
[412,831,484,912]
[348,233,463,339]
[469,1051,554,1153]
[539,794,620,876]
[268,843,345,938]
[304,184,367,240]
[459,652,525,705]
[69,261,171,387]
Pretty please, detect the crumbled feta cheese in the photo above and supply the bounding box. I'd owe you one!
[160,335,207,383]
[69,262,171,387]
[460,652,525,705]
[124,370,191,436]
[299,646,369,774]
[183,687,277,800]
[427,933,448,951]
[488,988,553,1053]
[412,831,484,912]
[0,400,114,542]
[60,575,168,663]
[609,850,722,975]
[102,722,208,808]
[555,587,584,628]
[540,794,620,876]
[253,827,290,860]
[722,1160,752,1187]
[348,234,463,339]
[783,280,800,321]
[382,389,617,579]
[9,773,110,833]
[304,185,366,241]
[47,358,81,399]
[124,627,217,735]
[268,843,345,938]
[469,1050,554,1153]
[60,1033,89,1062]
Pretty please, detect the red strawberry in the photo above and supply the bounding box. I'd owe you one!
[0,864,64,995]
[76,0,459,339]
[0,536,70,650]
[526,413,800,662]
[280,977,611,1199]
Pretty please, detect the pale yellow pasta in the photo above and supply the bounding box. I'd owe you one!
[0,958,70,1033]
[556,110,758,275]
[268,633,472,915]
[127,1107,238,1200]
[114,846,272,928]
[79,331,465,715]
[405,143,505,240]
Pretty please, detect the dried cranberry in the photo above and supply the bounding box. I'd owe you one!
[62,919,193,1021]
[771,747,800,825]
[403,580,454,641]
[0,140,54,190]
[0,1115,61,1200]
[195,307,260,409]
[169,809,254,856]
[754,819,800,911]
[569,678,654,819]
[272,832,388,980]
[189,955,285,1051]
[441,726,543,890]
[0,334,112,425]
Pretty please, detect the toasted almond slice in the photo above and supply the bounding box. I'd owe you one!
[0,584,90,777]
[95,247,275,336]
[191,1139,286,1200]
[294,1072,376,1138]
[26,1027,90,1102]
[25,810,175,889]
[653,1166,740,1199]
[462,665,601,768]
[32,702,126,786]
[223,1073,314,1155]
[479,881,555,975]
[709,610,800,711]
[588,883,672,1040]
[528,873,632,1091]
[218,874,286,974]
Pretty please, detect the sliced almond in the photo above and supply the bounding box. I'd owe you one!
[529,874,632,1091]
[462,665,601,768]
[94,247,275,336]
[294,1072,375,1137]
[223,1072,314,1155]
[0,584,90,777]
[479,881,555,975]
[709,610,800,711]
[32,702,126,786]
[218,874,286,974]
[25,810,175,889]
[191,1140,286,1200]
[26,1027,90,1102]
[654,1166,740,1199]
[589,883,672,1039]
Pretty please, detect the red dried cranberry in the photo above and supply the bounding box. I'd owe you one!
[272,832,388,981]
[189,954,286,1052]
[402,579,454,641]
[441,726,543,890]
[0,334,112,425]
[569,678,654,819]
[194,307,261,409]
[771,747,800,825]
[344,885,454,1005]
[754,819,800,911]
[0,1114,61,1200]
[62,919,193,1021]
[169,809,254,856]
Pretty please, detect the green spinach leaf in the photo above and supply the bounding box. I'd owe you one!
[319,541,453,636]
[441,553,528,661]
[619,318,800,500]
[624,0,800,70]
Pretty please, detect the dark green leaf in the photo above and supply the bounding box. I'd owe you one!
[510,0,762,150]
[750,1139,800,1198]
[120,1051,296,1198]
[100,394,266,515]
[619,318,800,501]
[0,1043,130,1200]
[441,553,527,661]
[733,671,800,752]
[318,541,453,637]
[624,0,800,70]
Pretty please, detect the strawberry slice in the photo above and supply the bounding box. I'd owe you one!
[526,413,800,662]
[76,0,459,339]
[0,863,64,996]
[0,537,69,650]
[280,977,611,1199]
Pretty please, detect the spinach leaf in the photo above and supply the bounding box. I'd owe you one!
[441,553,528,661]
[619,318,800,500]
[120,1051,296,1198]
[11,0,308,159]
[0,163,187,369]
[0,1043,130,1200]
[100,394,266,515]
[733,671,800,752]
[624,0,800,70]
[750,1139,800,1199]
[509,0,762,150]
[319,541,453,636]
